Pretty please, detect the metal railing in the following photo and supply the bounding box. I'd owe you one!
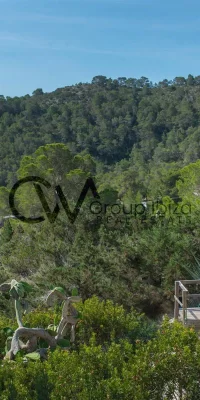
[174,280,200,325]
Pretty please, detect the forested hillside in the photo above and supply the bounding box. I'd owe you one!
[1,75,200,398]
[1,74,200,187]
[1,74,200,316]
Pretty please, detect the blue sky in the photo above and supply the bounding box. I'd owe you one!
[1,0,200,97]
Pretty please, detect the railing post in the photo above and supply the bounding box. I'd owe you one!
[182,290,187,325]
[174,281,179,320]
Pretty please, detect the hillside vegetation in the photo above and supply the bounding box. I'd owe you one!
[0,74,200,187]
[0,75,200,313]
[1,74,200,397]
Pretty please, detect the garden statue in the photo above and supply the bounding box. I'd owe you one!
[0,280,81,360]
[46,287,81,343]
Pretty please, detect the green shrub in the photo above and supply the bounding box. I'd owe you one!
[0,301,200,399]
[123,319,200,399]
[23,308,61,329]
[0,316,17,357]
[74,296,145,346]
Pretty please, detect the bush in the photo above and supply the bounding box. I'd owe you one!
[0,300,200,399]
[23,308,61,329]
[123,319,200,399]
[74,296,147,346]
[0,316,17,357]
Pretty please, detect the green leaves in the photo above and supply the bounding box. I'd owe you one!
[54,287,65,295]
[57,339,70,348]
[24,351,41,361]
[1,327,14,337]
[47,325,57,337]
[71,288,78,296]
[9,280,24,300]
[20,282,33,294]
[8,280,33,300]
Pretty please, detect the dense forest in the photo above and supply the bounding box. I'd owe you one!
[1,75,200,398]
[1,73,200,187]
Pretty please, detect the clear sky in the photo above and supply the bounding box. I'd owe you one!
[1,0,200,97]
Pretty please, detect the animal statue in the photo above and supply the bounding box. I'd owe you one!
[46,287,81,343]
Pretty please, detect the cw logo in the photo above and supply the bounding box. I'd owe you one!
[9,176,100,224]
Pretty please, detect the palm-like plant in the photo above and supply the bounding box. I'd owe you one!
[182,254,200,280]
